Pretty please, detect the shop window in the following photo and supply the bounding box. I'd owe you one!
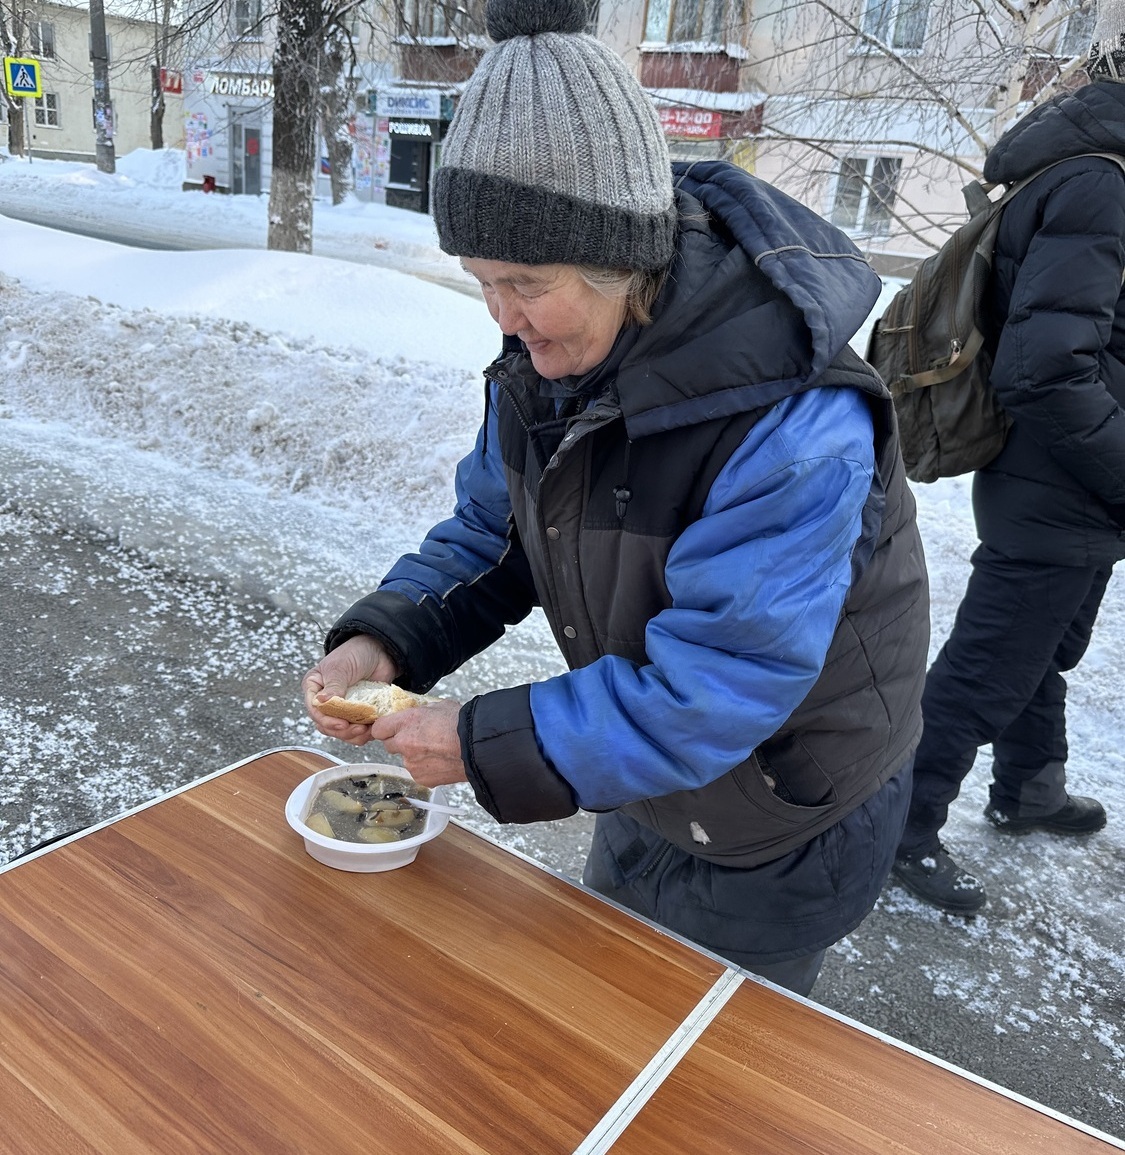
[232,0,264,38]
[34,93,60,128]
[1058,1,1096,56]
[400,0,485,39]
[830,156,901,236]
[388,137,427,189]
[29,20,56,59]
[643,0,744,45]
[860,0,929,51]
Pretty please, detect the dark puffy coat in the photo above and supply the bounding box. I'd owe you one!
[328,163,930,866]
[977,81,1125,564]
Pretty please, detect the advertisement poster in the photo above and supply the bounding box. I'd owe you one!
[371,116,390,202]
[352,113,373,193]
[186,112,211,163]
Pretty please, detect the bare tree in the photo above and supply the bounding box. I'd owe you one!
[318,13,359,205]
[149,0,179,149]
[0,0,28,156]
[267,0,327,250]
[739,0,1095,252]
[612,0,1094,259]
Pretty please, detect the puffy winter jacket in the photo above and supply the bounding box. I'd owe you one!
[326,161,930,867]
[976,80,1125,564]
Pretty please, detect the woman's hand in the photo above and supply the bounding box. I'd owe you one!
[302,635,399,745]
[369,698,467,787]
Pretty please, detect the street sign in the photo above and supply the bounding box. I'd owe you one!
[4,57,42,99]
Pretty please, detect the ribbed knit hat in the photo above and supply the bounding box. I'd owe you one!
[1089,0,1125,79]
[432,0,676,271]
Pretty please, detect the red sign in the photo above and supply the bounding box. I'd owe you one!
[160,68,183,94]
[658,107,722,139]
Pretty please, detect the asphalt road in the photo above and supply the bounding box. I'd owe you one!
[0,197,483,296]
[0,203,223,251]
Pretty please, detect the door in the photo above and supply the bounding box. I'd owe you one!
[243,127,261,195]
[230,119,262,195]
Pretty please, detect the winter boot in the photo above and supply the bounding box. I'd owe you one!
[983,794,1106,836]
[891,845,986,914]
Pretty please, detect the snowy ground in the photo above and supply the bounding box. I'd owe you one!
[1,149,1123,1141]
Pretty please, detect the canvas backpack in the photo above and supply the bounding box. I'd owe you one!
[866,152,1125,484]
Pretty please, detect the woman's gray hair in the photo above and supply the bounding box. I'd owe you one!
[574,265,667,327]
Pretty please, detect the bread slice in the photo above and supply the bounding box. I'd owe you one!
[317,680,433,724]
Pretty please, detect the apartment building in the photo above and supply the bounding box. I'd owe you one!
[595,0,1095,274]
[1,0,184,160]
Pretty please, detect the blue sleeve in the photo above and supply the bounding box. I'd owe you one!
[527,386,875,811]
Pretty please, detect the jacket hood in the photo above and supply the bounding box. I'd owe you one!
[984,81,1125,185]
[615,161,882,437]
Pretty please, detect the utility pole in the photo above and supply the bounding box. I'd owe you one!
[89,0,114,173]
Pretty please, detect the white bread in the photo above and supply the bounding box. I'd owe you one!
[317,679,435,724]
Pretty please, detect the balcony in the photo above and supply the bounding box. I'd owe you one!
[639,45,741,92]
[397,38,484,84]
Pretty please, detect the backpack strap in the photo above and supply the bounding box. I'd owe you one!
[963,151,1125,219]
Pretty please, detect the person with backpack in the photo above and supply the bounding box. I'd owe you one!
[302,0,931,996]
[891,11,1125,913]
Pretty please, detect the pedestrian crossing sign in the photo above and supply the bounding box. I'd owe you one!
[4,57,42,99]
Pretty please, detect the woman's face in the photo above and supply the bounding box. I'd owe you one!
[461,258,627,380]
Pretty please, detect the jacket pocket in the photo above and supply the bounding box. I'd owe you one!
[621,745,840,865]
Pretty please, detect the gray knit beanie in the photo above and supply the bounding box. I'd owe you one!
[432,0,676,271]
[1089,0,1125,79]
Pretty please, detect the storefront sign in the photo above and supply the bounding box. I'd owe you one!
[379,90,443,120]
[160,68,183,94]
[658,107,722,139]
[205,73,274,99]
[389,119,433,139]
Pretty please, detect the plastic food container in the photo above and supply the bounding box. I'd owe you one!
[285,763,452,873]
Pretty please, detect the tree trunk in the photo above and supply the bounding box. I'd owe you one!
[319,34,356,206]
[267,0,321,253]
[150,64,165,150]
[6,97,25,157]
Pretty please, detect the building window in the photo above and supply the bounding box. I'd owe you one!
[1059,1,1096,56]
[400,0,485,39]
[644,0,743,44]
[29,20,56,58]
[34,93,60,127]
[232,0,263,38]
[88,33,113,63]
[831,156,901,236]
[860,0,928,50]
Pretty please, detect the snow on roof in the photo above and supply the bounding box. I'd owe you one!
[646,87,766,113]
[639,39,750,60]
[40,0,177,23]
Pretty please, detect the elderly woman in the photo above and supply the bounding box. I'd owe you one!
[304,0,929,996]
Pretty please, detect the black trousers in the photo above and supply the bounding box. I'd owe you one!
[898,545,1112,859]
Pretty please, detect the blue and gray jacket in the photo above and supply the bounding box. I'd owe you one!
[327,162,929,867]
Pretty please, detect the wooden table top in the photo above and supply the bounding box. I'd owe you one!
[0,747,1119,1154]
